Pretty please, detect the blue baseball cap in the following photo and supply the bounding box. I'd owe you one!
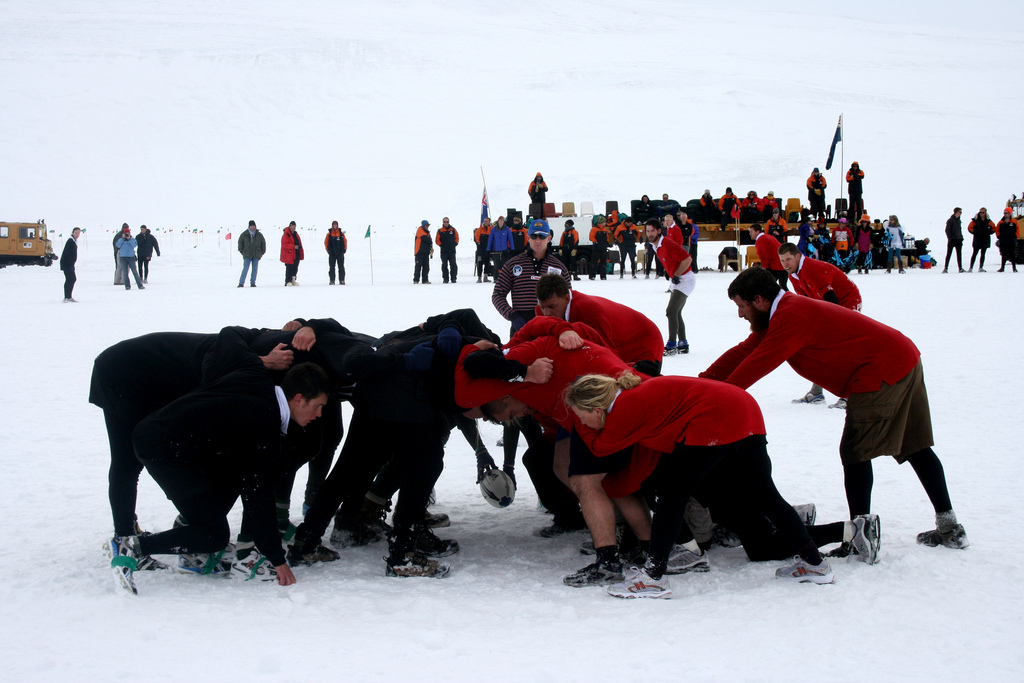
[528,219,550,237]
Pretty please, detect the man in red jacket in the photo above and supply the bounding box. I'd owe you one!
[749,223,788,291]
[778,241,862,408]
[700,267,968,554]
[534,273,663,376]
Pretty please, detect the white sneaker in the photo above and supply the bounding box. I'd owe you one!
[829,398,848,410]
[792,392,825,405]
[230,553,278,581]
[850,514,881,565]
[665,545,709,575]
[607,566,672,599]
[775,557,834,584]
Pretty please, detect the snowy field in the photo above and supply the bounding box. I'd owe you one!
[2,2,1023,682]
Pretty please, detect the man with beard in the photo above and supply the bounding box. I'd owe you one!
[699,267,968,555]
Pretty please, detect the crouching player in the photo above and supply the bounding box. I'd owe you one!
[565,372,837,598]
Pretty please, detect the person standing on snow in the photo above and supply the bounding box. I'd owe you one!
[967,208,996,272]
[115,224,145,291]
[135,225,160,284]
[324,220,347,285]
[61,227,81,302]
[807,168,827,221]
[435,216,460,284]
[281,221,304,286]
[237,220,267,287]
[942,207,964,274]
[413,220,433,284]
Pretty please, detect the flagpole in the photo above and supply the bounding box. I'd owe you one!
[366,224,374,286]
[840,113,845,210]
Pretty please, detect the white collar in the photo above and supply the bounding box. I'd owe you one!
[275,386,290,435]
[769,290,786,319]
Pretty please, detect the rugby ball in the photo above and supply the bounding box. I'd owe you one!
[479,467,516,508]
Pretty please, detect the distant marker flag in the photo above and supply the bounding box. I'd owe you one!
[364,225,371,238]
[225,232,232,240]
[481,185,490,224]
[825,115,843,170]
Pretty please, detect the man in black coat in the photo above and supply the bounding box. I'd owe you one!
[60,227,80,302]
[943,207,964,273]
[90,318,370,543]
[107,348,331,593]
[135,225,160,283]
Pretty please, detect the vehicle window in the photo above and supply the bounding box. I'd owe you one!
[19,227,37,239]
[0,227,7,238]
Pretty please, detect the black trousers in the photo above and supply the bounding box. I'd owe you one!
[414,253,430,282]
[475,250,490,279]
[328,254,345,283]
[619,245,637,276]
[648,436,816,567]
[590,248,608,280]
[969,246,988,270]
[106,410,148,536]
[439,251,457,282]
[138,258,150,280]
[63,268,76,299]
[285,259,299,283]
[295,411,446,546]
[944,241,963,271]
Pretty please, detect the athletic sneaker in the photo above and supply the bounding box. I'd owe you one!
[775,557,834,584]
[105,535,141,594]
[385,551,450,578]
[177,550,232,575]
[917,524,969,549]
[664,341,678,357]
[579,539,596,555]
[607,566,672,599]
[829,398,848,410]
[136,554,169,571]
[851,514,881,564]
[678,341,690,354]
[793,503,817,526]
[792,391,825,404]
[563,557,624,587]
[231,553,278,581]
[665,545,710,575]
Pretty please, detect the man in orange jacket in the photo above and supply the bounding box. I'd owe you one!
[414,220,432,284]
[324,220,347,285]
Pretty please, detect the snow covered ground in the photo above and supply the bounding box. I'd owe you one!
[1,2,1023,681]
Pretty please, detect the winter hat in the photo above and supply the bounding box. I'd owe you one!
[767,191,775,197]
[528,219,550,237]
[1004,207,1013,214]
[860,215,871,222]
[565,219,575,228]
[288,221,296,227]
[248,220,256,227]
[621,215,633,223]
[839,218,847,224]
[813,167,820,173]
[421,220,430,227]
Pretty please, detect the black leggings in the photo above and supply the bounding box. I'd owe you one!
[969,246,988,270]
[106,411,147,536]
[649,436,819,571]
[842,447,952,518]
[944,241,963,271]
[137,487,239,557]
[138,258,149,280]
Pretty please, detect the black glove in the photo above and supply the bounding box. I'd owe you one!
[502,464,517,488]
[403,342,435,372]
[510,313,527,332]
[436,327,463,359]
[476,455,497,484]
[671,275,681,285]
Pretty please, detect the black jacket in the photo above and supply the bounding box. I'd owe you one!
[945,215,963,243]
[136,232,160,259]
[60,237,77,271]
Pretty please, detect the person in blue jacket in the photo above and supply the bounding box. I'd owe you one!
[115,224,145,290]
[487,215,513,274]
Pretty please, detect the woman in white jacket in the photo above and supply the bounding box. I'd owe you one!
[885,215,906,274]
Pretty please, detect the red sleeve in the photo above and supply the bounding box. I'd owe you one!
[699,331,765,381]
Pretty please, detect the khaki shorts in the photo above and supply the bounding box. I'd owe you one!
[839,359,934,465]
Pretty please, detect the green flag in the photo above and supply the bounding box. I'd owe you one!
[364,225,371,239]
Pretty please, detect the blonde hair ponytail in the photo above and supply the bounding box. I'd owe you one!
[564,372,640,413]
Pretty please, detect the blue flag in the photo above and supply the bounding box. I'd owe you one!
[825,115,843,170]
[480,185,490,225]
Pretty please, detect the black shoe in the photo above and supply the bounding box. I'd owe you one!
[825,541,858,558]
[563,557,624,587]
[250,283,256,287]
[288,541,340,566]
[237,283,244,288]
[408,524,460,557]
[538,521,585,538]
